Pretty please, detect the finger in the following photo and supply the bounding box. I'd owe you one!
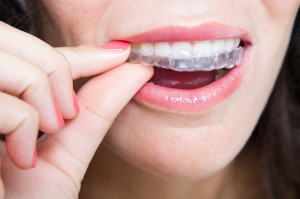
[38,64,153,180]
[0,92,38,169]
[0,51,62,133]
[0,22,75,119]
[56,41,131,80]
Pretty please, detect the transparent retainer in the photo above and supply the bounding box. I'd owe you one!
[128,46,244,72]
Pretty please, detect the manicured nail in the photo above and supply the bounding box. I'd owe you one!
[54,103,65,127]
[32,147,37,168]
[101,41,130,51]
[73,90,80,112]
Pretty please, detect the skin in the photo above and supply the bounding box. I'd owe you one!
[0,0,299,198]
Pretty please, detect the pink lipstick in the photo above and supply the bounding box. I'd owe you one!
[123,23,252,112]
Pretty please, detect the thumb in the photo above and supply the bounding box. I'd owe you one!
[38,63,153,181]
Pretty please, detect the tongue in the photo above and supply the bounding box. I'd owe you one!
[149,67,217,89]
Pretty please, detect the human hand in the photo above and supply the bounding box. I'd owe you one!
[0,22,153,198]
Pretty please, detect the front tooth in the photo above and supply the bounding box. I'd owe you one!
[172,42,192,59]
[171,42,193,69]
[139,43,154,56]
[193,41,212,57]
[154,42,173,67]
[212,40,225,54]
[154,42,172,57]
[139,43,155,65]
[224,39,235,53]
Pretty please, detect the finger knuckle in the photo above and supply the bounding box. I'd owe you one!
[28,69,50,90]
[11,104,39,132]
[23,105,39,124]
[52,52,71,74]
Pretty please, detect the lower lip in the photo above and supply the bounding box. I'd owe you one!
[134,47,251,113]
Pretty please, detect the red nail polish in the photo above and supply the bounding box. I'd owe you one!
[54,103,65,127]
[73,90,80,112]
[101,41,130,51]
[32,147,37,168]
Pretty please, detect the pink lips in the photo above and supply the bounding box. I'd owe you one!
[122,23,251,112]
[124,23,248,43]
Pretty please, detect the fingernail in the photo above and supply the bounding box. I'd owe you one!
[32,147,37,168]
[54,103,65,127]
[73,90,80,112]
[101,41,130,51]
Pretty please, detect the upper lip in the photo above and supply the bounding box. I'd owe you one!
[120,22,250,43]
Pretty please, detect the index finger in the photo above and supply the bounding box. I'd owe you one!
[56,41,131,80]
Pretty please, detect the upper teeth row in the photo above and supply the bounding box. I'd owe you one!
[128,39,244,71]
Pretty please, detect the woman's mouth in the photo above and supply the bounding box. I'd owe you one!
[122,23,252,112]
[129,39,244,89]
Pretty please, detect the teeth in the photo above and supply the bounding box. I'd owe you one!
[140,43,154,56]
[154,42,172,57]
[154,43,173,67]
[225,39,235,52]
[212,40,225,54]
[139,43,154,65]
[214,51,227,69]
[128,39,243,71]
[193,41,211,56]
[172,42,193,70]
[234,39,240,48]
[172,42,192,59]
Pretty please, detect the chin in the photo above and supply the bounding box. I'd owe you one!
[104,100,253,181]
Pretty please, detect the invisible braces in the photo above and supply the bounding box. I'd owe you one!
[129,47,244,71]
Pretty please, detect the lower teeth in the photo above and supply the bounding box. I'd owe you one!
[129,47,244,72]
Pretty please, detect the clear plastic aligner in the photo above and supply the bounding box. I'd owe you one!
[129,46,244,72]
